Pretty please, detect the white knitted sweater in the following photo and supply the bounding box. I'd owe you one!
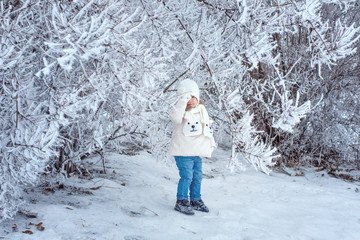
[169,97,216,158]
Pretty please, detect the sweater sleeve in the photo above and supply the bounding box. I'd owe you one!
[169,96,190,125]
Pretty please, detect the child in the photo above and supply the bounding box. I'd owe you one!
[169,79,216,215]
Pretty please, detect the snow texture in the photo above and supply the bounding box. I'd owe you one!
[1,150,359,240]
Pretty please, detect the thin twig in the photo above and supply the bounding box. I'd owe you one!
[163,69,189,93]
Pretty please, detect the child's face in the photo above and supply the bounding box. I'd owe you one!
[187,95,198,109]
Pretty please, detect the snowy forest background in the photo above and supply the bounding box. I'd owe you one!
[1,0,359,221]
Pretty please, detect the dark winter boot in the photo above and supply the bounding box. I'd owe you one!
[174,199,195,215]
[190,199,209,213]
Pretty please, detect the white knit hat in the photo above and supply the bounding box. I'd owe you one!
[177,79,200,101]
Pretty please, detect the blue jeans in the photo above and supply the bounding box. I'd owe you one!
[175,156,203,201]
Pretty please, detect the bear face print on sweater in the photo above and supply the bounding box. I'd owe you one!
[183,117,202,136]
[182,108,214,137]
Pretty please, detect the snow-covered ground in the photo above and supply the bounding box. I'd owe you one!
[1,149,360,240]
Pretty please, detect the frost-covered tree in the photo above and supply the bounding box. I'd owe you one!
[0,0,61,220]
[261,0,360,167]
[155,0,359,172]
[0,0,169,220]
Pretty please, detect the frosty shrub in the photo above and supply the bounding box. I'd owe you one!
[1,0,61,220]
[0,0,169,220]
[157,0,359,171]
[289,2,360,168]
